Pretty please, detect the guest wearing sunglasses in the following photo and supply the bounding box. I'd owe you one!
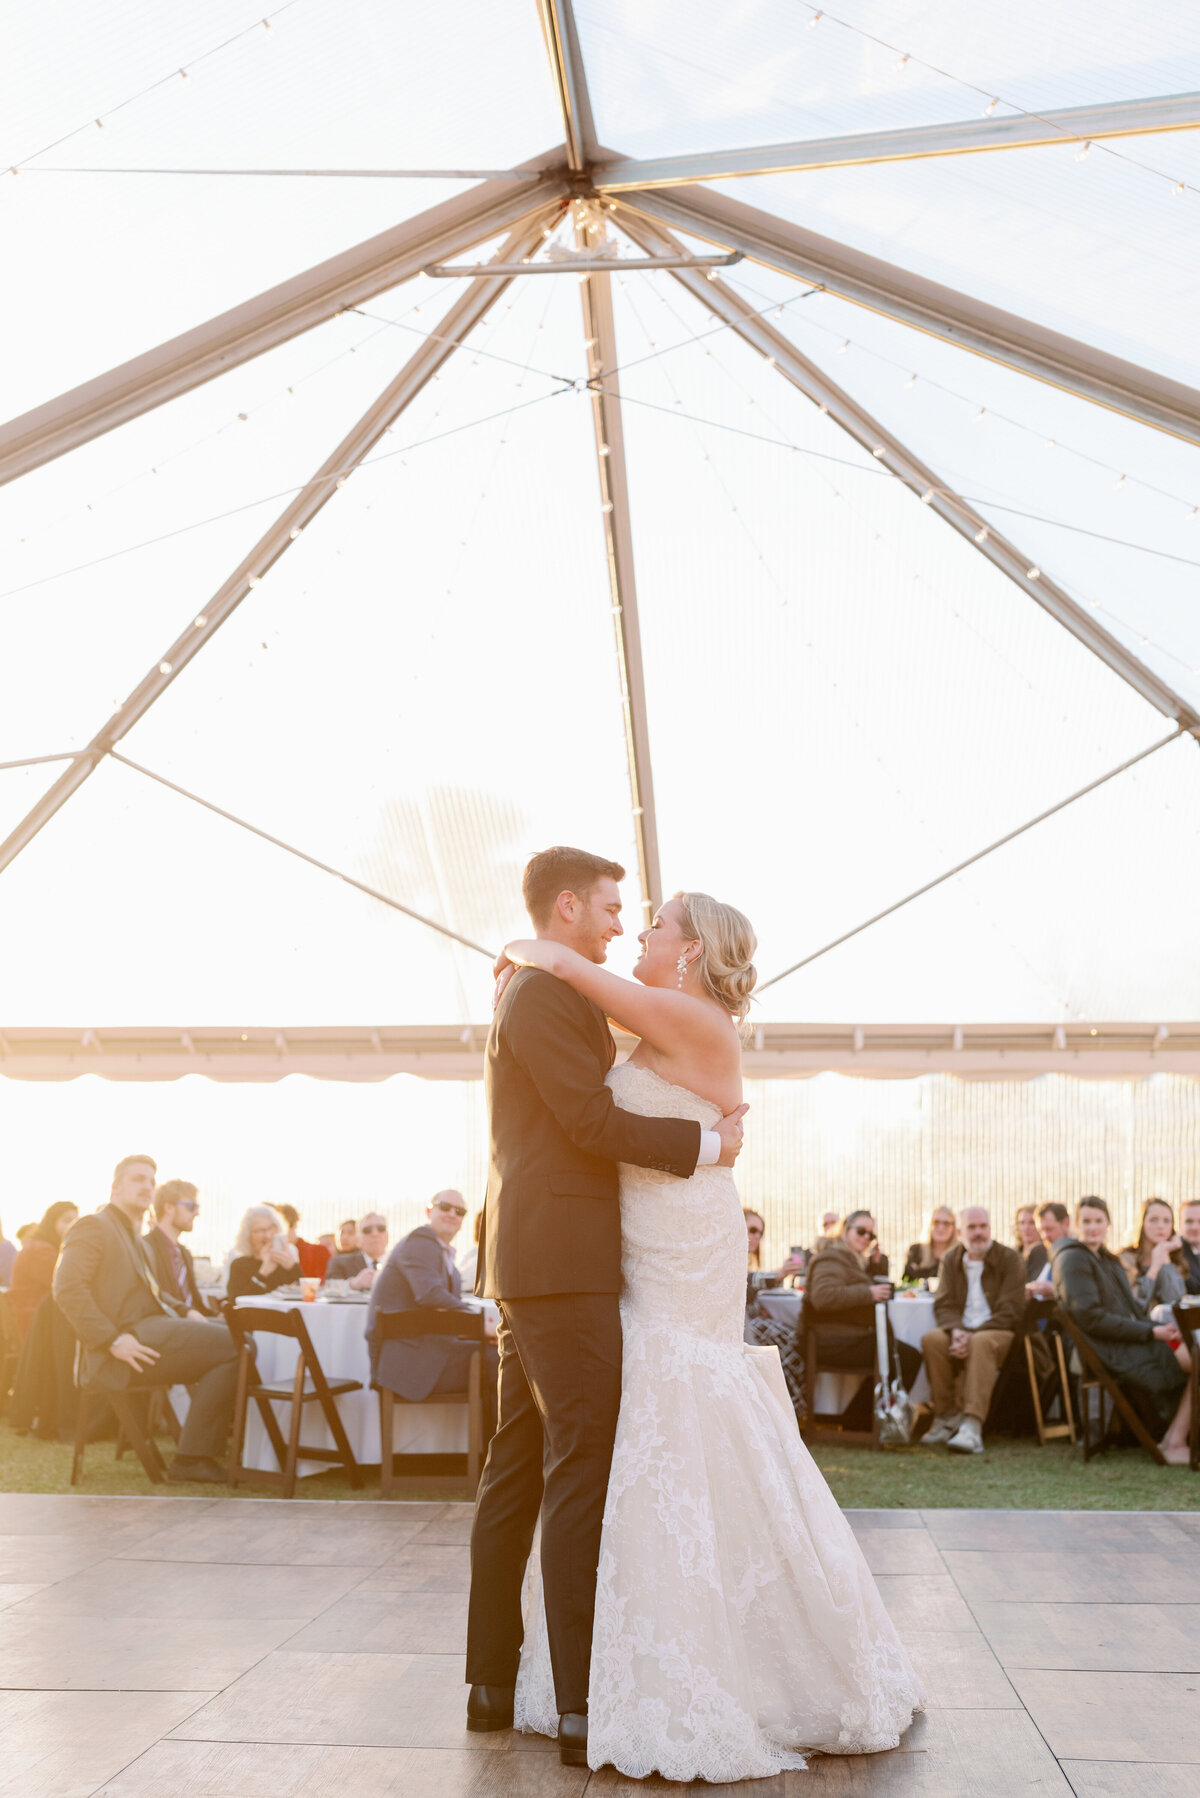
[323,1213,390,1291]
[805,1211,921,1411]
[368,1190,499,1438]
[143,1180,214,1317]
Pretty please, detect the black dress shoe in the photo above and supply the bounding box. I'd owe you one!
[466,1685,515,1732]
[558,1711,588,1767]
[166,1456,226,1484]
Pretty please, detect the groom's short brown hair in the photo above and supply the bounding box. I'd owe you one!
[523,846,626,927]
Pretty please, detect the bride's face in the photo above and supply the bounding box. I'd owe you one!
[634,897,698,988]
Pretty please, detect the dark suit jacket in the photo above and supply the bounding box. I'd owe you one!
[143,1226,213,1315]
[53,1205,183,1389]
[477,966,702,1300]
[324,1250,375,1282]
[933,1241,1025,1334]
[367,1226,474,1400]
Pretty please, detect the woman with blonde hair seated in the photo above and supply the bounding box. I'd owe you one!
[1128,1197,1189,1312]
[902,1206,957,1284]
[225,1205,300,1301]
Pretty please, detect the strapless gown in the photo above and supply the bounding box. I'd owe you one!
[513,1061,923,1781]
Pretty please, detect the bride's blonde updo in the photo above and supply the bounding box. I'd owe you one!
[675,891,757,1026]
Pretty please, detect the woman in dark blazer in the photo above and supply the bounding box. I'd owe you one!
[1053,1196,1190,1460]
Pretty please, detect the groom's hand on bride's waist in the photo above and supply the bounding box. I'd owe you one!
[714,1103,749,1167]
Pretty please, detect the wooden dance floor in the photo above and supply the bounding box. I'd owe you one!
[1,1495,1198,1796]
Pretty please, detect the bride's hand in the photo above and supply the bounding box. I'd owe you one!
[493,963,516,1010]
[502,939,539,968]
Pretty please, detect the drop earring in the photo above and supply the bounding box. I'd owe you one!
[676,953,688,989]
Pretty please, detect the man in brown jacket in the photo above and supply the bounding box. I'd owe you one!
[921,1206,1024,1455]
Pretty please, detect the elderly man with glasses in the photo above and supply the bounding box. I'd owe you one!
[367,1190,499,1438]
[143,1180,214,1318]
[921,1206,1025,1454]
[323,1212,390,1291]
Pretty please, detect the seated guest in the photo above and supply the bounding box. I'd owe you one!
[1128,1198,1189,1311]
[457,1203,483,1293]
[744,1208,807,1414]
[15,1224,36,1246]
[903,1208,957,1284]
[1180,1199,1200,1295]
[0,1219,16,1286]
[1026,1202,1073,1299]
[805,1211,922,1399]
[53,1154,239,1483]
[336,1218,358,1255]
[1015,1206,1049,1280]
[317,1232,337,1255]
[1055,1195,1191,1462]
[225,1206,301,1300]
[814,1210,841,1253]
[367,1190,498,1438]
[744,1208,806,1306]
[323,1213,389,1290]
[143,1181,212,1316]
[921,1206,1024,1454]
[276,1203,331,1280]
[10,1203,79,1340]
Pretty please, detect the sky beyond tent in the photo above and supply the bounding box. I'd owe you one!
[2,0,1200,1031]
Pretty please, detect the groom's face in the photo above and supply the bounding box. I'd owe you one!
[564,875,624,964]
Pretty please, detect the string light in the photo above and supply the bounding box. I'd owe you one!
[1075,141,1092,162]
[983,99,997,116]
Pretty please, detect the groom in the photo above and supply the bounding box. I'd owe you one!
[465,846,748,1765]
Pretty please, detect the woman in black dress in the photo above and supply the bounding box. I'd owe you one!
[902,1206,957,1283]
[226,1205,302,1301]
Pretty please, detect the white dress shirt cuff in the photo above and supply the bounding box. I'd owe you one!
[697,1130,721,1167]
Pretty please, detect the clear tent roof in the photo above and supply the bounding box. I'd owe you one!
[3,0,1199,1033]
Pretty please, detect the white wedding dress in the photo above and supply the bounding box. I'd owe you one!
[513,1061,923,1782]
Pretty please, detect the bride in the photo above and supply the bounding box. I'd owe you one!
[494,890,923,1782]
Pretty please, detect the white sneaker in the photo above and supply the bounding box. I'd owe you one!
[923,1412,963,1446]
[947,1417,984,1455]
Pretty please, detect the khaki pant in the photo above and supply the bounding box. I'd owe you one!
[922,1327,1014,1425]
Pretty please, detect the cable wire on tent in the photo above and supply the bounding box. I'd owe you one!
[6,0,310,173]
[759,726,1189,993]
[110,752,496,960]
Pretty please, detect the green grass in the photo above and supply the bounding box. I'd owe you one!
[5,1420,1198,1510]
[810,1435,1200,1511]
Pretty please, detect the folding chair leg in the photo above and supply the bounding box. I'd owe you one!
[226,1344,254,1488]
[317,1380,363,1490]
[109,1393,167,1483]
[71,1392,98,1485]
[1053,1333,1077,1445]
[379,1389,394,1499]
[1025,1338,1048,1445]
[282,1359,306,1500]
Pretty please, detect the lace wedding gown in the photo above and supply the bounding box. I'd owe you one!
[513,1061,923,1782]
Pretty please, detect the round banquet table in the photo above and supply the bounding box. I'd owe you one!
[757,1289,935,1405]
[232,1294,484,1477]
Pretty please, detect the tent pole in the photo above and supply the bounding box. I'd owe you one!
[596,91,1200,189]
[616,187,1200,447]
[0,161,568,487]
[616,207,1200,735]
[536,0,597,171]
[0,209,559,880]
[577,212,663,926]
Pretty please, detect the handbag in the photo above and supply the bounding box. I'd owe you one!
[873,1300,914,1446]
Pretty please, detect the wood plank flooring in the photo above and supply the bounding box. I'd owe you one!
[0,1496,1196,1796]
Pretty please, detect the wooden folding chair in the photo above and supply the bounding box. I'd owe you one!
[115,1388,180,1459]
[1172,1299,1200,1473]
[799,1314,878,1448]
[1023,1300,1076,1446]
[373,1308,487,1498]
[225,1305,363,1498]
[71,1386,168,1485]
[1058,1312,1166,1467]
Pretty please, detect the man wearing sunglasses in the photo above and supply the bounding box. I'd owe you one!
[367,1190,499,1438]
[324,1213,390,1291]
[143,1180,213,1318]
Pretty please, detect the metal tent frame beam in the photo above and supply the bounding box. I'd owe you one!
[0,159,568,488]
[618,184,1200,446]
[0,211,555,879]
[537,0,597,172]
[597,91,1200,189]
[579,222,663,925]
[616,207,1200,735]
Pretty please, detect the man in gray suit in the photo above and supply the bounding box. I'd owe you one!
[367,1191,499,1436]
[53,1154,239,1484]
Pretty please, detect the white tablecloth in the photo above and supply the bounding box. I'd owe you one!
[757,1290,936,1405]
[233,1296,481,1477]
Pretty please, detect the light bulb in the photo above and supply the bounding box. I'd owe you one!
[837,339,850,352]
[808,9,821,24]
[1075,141,1091,162]
[159,661,172,675]
[1173,181,1186,196]
[972,407,986,422]
[1113,473,1126,489]
[921,489,934,504]
[904,374,917,388]
[1027,566,1041,580]
[974,526,988,543]
[194,616,207,628]
[247,574,261,586]
[896,53,909,68]
[1045,438,1056,449]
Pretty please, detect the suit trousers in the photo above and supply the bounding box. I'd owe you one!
[128,1316,239,1459]
[429,1339,500,1438]
[466,1293,621,1714]
[922,1326,1014,1424]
